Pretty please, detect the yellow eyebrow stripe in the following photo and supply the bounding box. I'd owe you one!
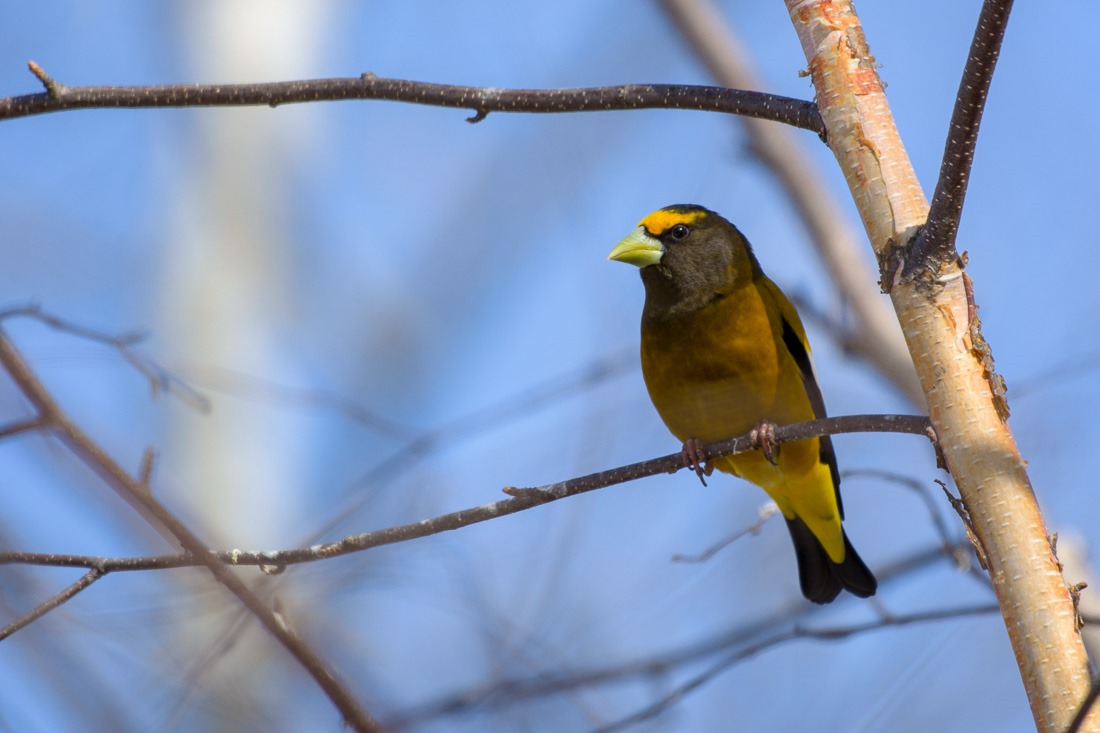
[638,208,707,236]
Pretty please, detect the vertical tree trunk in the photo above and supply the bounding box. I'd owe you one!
[783,2,1096,730]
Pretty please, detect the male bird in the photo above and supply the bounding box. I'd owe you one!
[608,204,876,603]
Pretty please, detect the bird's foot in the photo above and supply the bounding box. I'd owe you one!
[750,420,779,466]
[681,437,714,487]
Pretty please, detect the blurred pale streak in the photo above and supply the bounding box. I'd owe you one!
[161,1,336,544]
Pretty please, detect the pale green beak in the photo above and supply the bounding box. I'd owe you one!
[607,226,664,268]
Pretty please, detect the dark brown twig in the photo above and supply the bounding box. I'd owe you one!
[1,413,932,574]
[0,64,824,136]
[906,0,1014,276]
[0,568,103,641]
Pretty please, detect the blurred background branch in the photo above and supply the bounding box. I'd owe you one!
[0,325,382,731]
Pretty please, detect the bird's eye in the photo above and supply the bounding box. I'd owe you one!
[669,224,690,241]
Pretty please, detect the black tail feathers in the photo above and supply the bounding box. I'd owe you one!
[785,517,877,604]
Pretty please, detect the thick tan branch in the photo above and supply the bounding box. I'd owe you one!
[784,2,1095,731]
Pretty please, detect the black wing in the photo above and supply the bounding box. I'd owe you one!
[780,315,843,518]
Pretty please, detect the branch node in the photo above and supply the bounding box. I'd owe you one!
[27,61,64,98]
[466,108,489,124]
[502,485,550,501]
[875,235,906,295]
[0,417,46,439]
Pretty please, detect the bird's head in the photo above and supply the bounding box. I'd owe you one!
[608,205,761,315]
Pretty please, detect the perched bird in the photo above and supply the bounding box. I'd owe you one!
[608,204,876,603]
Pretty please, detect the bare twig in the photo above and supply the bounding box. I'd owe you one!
[908,0,1015,275]
[0,304,210,412]
[0,568,103,641]
[1,414,932,574]
[386,584,993,731]
[9,303,603,440]
[1013,348,1100,399]
[671,502,780,563]
[595,604,998,733]
[0,417,46,438]
[307,349,636,542]
[842,469,956,550]
[843,469,989,589]
[154,361,415,436]
[0,329,382,732]
[0,65,824,135]
[27,60,63,97]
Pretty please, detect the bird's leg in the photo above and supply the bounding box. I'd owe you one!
[681,437,714,487]
[749,420,779,466]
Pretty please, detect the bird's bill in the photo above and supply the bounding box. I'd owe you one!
[607,227,664,268]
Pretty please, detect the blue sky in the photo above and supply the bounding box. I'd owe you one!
[1,2,1097,731]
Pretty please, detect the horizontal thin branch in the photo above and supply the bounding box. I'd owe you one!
[0,63,824,136]
[0,413,933,573]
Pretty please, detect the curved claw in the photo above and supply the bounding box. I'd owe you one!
[681,437,714,487]
[750,420,779,466]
